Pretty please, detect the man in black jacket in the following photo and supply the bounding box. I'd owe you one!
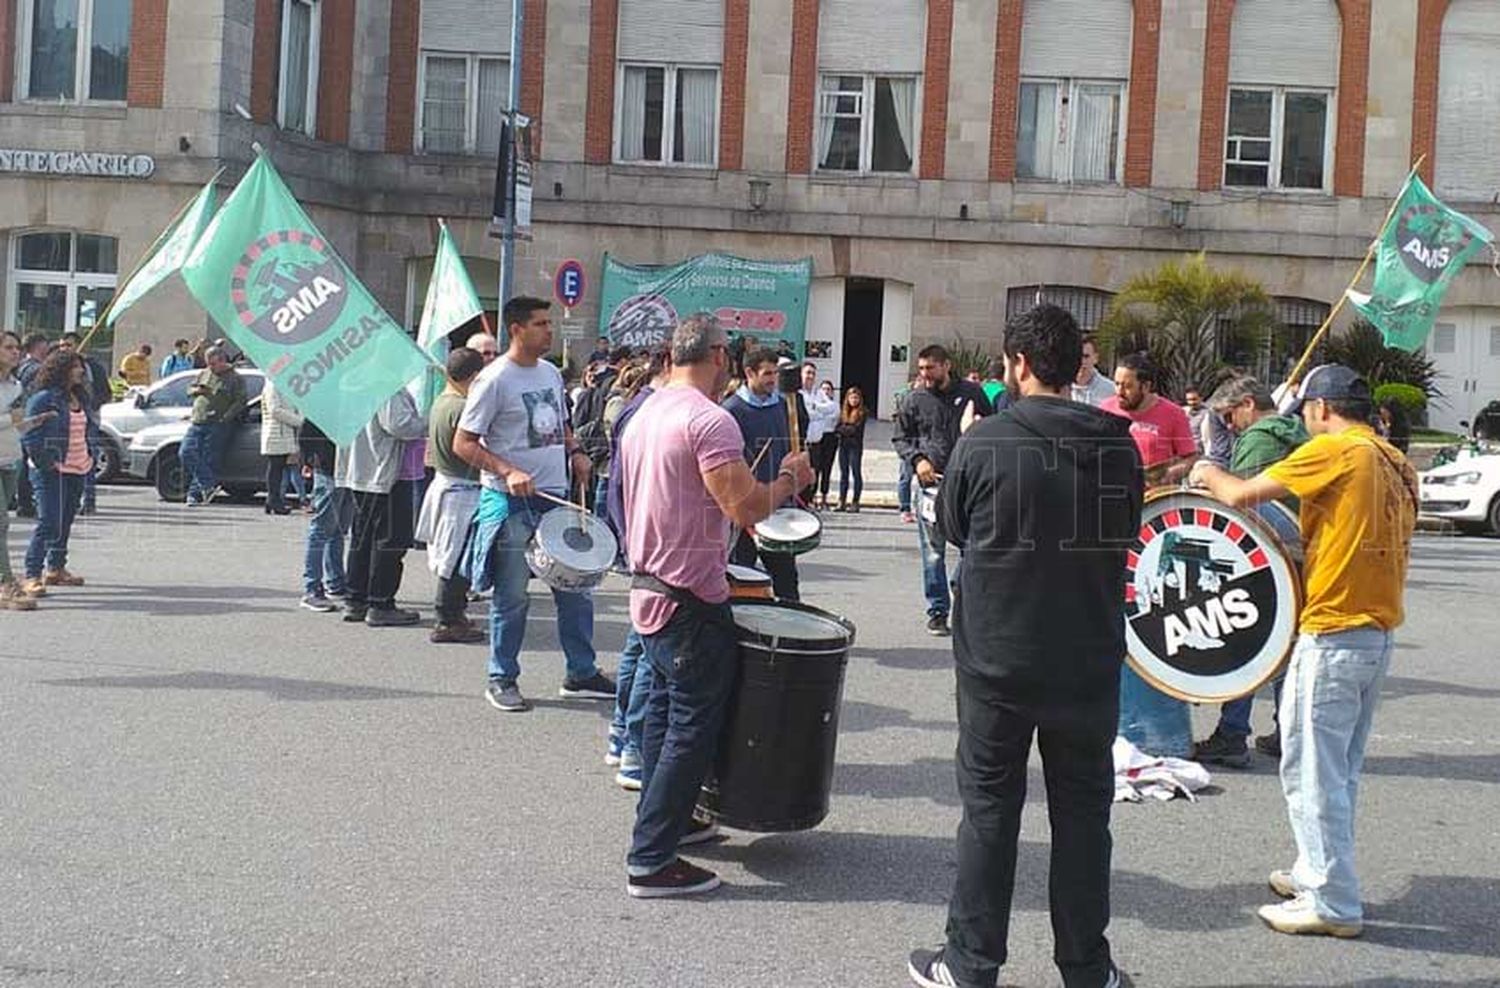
[907,305,1143,988]
[892,344,993,636]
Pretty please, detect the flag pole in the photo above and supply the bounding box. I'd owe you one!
[78,167,228,352]
[1282,155,1426,389]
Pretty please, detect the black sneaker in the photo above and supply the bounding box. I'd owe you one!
[300,592,337,613]
[1192,729,1253,769]
[365,607,421,627]
[485,680,530,712]
[559,671,617,700]
[627,858,721,899]
[678,818,721,847]
[1255,732,1282,759]
[907,946,959,987]
[342,604,368,623]
[926,614,950,637]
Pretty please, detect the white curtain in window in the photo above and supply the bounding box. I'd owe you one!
[1017,82,1056,179]
[817,103,838,168]
[284,1,313,132]
[1071,85,1118,182]
[621,66,649,161]
[677,68,717,165]
[422,56,467,152]
[886,77,916,167]
[476,58,509,155]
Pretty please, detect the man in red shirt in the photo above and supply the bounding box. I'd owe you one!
[1101,352,1198,486]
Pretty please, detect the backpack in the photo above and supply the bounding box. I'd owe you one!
[572,370,617,468]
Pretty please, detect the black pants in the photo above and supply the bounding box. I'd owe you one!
[731,529,799,602]
[346,489,413,611]
[264,456,288,511]
[944,669,1117,988]
[812,435,837,498]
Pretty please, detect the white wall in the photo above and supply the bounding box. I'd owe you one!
[879,280,914,419]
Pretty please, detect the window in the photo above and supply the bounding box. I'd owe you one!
[817,74,916,174]
[419,53,510,155]
[278,0,321,136]
[1006,285,1115,333]
[616,64,719,167]
[1016,79,1124,184]
[1224,88,1330,191]
[7,232,119,349]
[17,0,130,102]
[1432,324,1456,355]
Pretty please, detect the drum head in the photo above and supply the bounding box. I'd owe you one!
[532,508,618,572]
[732,600,855,650]
[755,508,821,543]
[1124,491,1301,703]
[727,563,773,586]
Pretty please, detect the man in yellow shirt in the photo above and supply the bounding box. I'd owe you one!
[118,343,153,388]
[1190,364,1416,940]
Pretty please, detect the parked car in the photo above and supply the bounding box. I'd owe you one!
[1419,444,1500,535]
[98,368,265,481]
[124,398,268,502]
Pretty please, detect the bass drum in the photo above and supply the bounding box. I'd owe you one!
[727,563,775,601]
[1254,499,1304,567]
[697,601,855,833]
[1123,490,1302,703]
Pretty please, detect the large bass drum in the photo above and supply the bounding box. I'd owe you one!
[1124,491,1302,703]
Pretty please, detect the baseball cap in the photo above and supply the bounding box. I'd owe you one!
[1283,364,1371,415]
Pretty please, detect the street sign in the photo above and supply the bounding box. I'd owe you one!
[555,259,586,309]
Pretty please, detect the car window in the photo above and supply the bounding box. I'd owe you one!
[242,373,265,401]
[148,377,193,408]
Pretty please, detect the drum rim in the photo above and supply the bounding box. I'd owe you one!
[1123,489,1304,703]
[755,507,823,542]
[732,599,856,649]
[527,509,619,574]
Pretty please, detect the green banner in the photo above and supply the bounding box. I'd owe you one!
[181,156,432,446]
[409,222,483,414]
[598,252,812,352]
[1348,173,1494,353]
[106,179,218,327]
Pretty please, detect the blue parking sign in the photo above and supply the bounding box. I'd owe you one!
[554,259,586,309]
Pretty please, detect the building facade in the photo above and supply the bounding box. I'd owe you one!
[2,0,1499,427]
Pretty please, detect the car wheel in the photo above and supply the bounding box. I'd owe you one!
[224,485,258,504]
[154,446,188,502]
[1489,495,1500,537]
[94,440,122,483]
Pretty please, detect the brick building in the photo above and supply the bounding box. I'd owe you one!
[1,0,1498,426]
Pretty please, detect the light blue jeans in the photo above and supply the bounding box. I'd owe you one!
[486,498,599,685]
[912,477,950,618]
[1279,626,1395,924]
[610,629,653,761]
[302,471,351,596]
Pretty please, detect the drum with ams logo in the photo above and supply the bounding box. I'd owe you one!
[1124,491,1302,703]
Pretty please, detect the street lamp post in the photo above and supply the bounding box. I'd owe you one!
[497,0,526,340]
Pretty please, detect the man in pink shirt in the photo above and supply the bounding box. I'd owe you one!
[1101,352,1199,485]
[618,313,813,900]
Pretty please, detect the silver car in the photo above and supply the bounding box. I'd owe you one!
[124,396,270,502]
[98,368,264,480]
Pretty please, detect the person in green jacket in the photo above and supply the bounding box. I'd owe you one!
[1192,376,1308,767]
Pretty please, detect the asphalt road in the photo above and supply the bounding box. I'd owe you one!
[3,487,1498,987]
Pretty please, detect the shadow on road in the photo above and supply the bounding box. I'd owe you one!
[1362,751,1500,785]
[1381,674,1500,701]
[38,670,467,702]
[838,699,952,734]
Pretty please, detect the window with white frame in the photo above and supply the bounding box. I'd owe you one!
[278,0,320,136]
[616,64,720,167]
[1016,79,1124,184]
[7,232,119,346]
[817,74,916,174]
[420,53,510,155]
[1224,87,1330,191]
[17,0,131,102]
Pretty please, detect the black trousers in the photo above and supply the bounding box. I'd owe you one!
[944,668,1118,988]
[264,456,288,511]
[730,529,799,602]
[345,488,413,611]
[812,435,837,498]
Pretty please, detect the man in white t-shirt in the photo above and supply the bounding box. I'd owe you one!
[455,296,616,713]
[1070,337,1117,407]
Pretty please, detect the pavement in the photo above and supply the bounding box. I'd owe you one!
[4,486,1500,987]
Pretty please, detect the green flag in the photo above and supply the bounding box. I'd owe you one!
[105,179,218,327]
[1348,173,1493,352]
[409,222,484,414]
[181,155,431,446]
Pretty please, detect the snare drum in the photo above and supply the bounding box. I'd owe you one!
[525,508,619,592]
[727,563,775,600]
[752,507,822,555]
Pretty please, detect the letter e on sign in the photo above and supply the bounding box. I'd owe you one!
[554,259,586,310]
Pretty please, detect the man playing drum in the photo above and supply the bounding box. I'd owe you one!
[618,314,813,898]
[1190,364,1416,939]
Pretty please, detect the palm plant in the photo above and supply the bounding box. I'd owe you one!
[1095,253,1279,398]
[1311,319,1442,401]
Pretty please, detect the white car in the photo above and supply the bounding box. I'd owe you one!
[1419,447,1500,534]
[97,368,264,480]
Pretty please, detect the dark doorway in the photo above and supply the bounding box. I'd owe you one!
[841,278,884,417]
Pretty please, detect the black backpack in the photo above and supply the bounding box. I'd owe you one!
[572,371,617,468]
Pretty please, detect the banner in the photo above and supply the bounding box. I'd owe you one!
[105,179,218,326]
[410,222,484,414]
[1347,173,1494,353]
[181,155,432,446]
[597,252,813,353]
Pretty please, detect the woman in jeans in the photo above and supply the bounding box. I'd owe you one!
[812,379,840,508]
[834,386,868,512]
[20,350,98,595]
[0,332,55,610]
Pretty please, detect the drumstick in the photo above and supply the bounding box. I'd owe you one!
[748,439,773,474]
[535,489,590,513]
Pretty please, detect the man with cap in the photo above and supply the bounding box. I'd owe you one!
[1189,365,1416,939]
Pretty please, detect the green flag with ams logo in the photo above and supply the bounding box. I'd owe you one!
[181,155,431,446]
[1347,174,1494,353]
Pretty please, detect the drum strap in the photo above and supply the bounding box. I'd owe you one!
[630,572,706,607]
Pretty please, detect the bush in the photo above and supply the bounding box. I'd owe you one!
[1374,382,1427,417]
[1312,321,1442,402]
[944,336,995,380]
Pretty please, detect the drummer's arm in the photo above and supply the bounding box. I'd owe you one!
[703,459,804,529]
[454,428,523,481]
[1190,461,1289,509]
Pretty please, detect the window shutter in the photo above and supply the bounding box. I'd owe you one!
[1019,0,1132,80]
[619,0,724,64]
[1228,0,1340,88]
[421,0,514,54]
[1435,2,1500,201]
[818,0,926,75]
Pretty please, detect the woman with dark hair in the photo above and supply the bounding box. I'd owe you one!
[1,331,56,609]
[19,350,98,594]
[834,386,868,512]
[1376,397,1411,454]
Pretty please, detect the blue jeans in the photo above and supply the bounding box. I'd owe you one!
[593,474,609,519]
[180,422,230,501]
[1218,675,1284,738]
[838,443,863,504]
[626,604,739,875]
[913,477,950,618]
[25,469,84,578]
[898,457,913,512]
[486,497,599,685]
[302,472,351,595]
[1279,627,1394,924]
[610,629,653,759]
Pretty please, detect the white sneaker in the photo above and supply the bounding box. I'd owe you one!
[1258,895,1362,938]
